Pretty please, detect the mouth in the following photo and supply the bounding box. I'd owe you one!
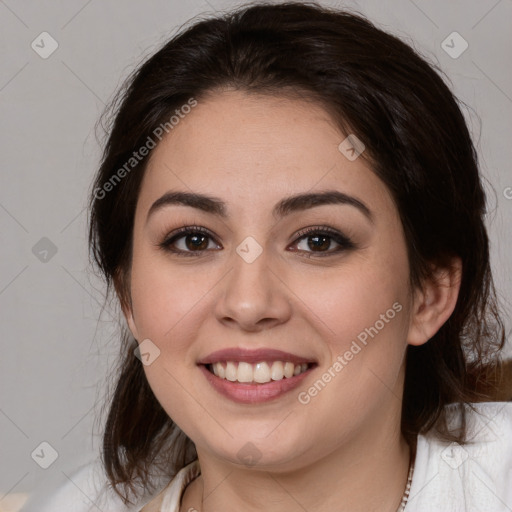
[197,348,318,404]
[204,360,313,384]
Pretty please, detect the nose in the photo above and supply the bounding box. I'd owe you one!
[213,242,292,332]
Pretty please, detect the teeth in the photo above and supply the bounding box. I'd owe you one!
[283,362,295,378]
[225,361,238,381]
[254,362,271,383]
[237,362,253,383]
[271,361,284,380]
[210,361,310,384]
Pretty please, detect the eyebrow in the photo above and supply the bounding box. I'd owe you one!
[146,190,373,224]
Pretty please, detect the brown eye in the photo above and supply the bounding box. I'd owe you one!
[159,226,221,256]
[182,233,209,251]
[158,224,355,258]
[291,226,355,257]
[302,234,331,252]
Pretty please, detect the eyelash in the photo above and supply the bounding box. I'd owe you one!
[158,224,356,258]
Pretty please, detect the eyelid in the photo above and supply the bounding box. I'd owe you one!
[156,225,220,253]
[293,225,349,242]
[158,224,356,257]
[290,225,356,256]
[161,224,215,242]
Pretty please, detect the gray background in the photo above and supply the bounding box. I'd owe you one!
[1,0,511,509]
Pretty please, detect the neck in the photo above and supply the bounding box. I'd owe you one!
[182,410,414,512]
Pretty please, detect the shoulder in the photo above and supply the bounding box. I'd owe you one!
[407,401,512,512]
[20,457,164,512]
[158,460,201,512]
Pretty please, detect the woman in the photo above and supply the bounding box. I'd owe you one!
[28,2,511,511]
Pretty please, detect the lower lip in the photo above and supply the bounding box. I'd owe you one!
[199,364,314,404]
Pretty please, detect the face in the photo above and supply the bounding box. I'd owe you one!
[124,89,417,471]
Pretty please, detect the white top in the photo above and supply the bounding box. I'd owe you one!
[21,402,512,512]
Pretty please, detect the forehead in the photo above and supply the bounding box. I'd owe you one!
[138,90,395,220]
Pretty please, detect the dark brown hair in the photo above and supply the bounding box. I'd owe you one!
[88,1,507,504]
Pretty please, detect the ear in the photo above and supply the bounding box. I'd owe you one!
[123,303,140,342]
[407,257,462,346]
[113,268,140,342]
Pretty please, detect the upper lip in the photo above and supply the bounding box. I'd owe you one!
[197,348,317,365]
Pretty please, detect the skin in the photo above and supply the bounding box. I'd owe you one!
[125,89,462,512]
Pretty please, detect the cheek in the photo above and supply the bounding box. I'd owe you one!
[303,255,410,355]
[129,244,207,344]
[128,251,212,430]
[292,264,410,442]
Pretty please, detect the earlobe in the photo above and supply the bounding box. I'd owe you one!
[407,257,462,346]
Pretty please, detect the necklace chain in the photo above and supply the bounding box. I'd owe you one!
[396,453,415,512]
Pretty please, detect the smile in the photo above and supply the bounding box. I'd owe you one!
[207,361,311,384]
[197,347,318,403]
